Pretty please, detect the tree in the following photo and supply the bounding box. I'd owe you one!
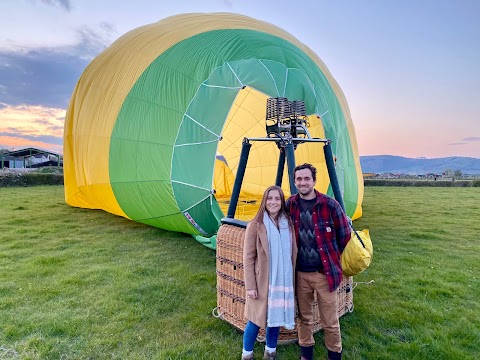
[443,169,453,177]
[453,170,462,179]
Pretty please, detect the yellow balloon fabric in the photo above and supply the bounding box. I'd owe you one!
[341,229,373,277]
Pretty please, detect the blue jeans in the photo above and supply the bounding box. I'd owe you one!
[243,321,280,351]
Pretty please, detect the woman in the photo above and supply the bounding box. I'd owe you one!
[242,186,297,360]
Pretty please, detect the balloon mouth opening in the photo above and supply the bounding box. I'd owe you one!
[212,87,324,222]
[171,58,328,232]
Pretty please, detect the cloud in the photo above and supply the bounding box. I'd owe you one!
[99,22,116,34]
[32,117,64,130]
[38,0,72,11]
[448,137,480,146]
[0,131,63,145]
[0,23,114,108]
[0,20,116,153]
[74,23,116,60]
[0,49,85,108]
[0,135,63,153]
[0,104,65,152]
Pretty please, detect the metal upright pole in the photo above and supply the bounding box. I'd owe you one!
[275,148,286,187]
[285,142,297,196]
[227,139,252,218]
[324,141,346,211]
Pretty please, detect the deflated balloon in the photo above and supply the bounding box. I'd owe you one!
[63,13,364,248]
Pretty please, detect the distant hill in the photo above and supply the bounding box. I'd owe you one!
[360,155,480,175]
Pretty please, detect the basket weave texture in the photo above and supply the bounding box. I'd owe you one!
[216,224,353,344]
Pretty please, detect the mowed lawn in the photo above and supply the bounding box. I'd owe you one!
[0,186,479,360]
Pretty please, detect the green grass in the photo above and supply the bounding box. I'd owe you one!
[0,186,479,359]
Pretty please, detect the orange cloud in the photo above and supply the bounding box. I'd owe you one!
[0,103,64,153]
[0,135,63,154]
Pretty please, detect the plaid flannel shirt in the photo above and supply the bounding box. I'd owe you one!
[287,190,351,292]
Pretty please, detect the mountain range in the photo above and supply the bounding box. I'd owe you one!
[360,155,480,175]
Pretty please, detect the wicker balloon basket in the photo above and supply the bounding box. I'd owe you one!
[214,223,354,344]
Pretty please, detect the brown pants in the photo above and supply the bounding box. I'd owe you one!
[296,271,342,352]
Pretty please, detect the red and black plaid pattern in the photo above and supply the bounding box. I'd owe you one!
[287,190,351,292]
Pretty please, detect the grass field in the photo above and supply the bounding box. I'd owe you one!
[0,186,479,359]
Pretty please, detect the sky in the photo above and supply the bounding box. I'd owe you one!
[0,0,479,159]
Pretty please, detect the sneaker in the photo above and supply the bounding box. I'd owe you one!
[263,350,276,360]
[242,352,254,360]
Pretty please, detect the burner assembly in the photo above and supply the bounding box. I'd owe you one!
[225,96,345,216]
[265,97,311,147]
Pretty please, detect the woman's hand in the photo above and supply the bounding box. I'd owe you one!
[246,290,258,299]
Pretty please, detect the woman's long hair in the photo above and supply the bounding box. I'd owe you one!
[251,185,291,226]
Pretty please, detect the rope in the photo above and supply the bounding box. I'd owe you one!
[227,62,244,87]
[174,139,219,147]
[352,279,375,290]
[202,84,243,89]
[170,180,211,192]
[259,60,280,97]
[256,334,267,343]
[318,110,329,118]
[181,193,214,213]
[183,114,221,138]
[282,68,288,97]
[212,306,223,318]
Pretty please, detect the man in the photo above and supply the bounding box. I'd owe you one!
[286,163,351,360]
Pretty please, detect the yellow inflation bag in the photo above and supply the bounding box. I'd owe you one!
[341,229,373,277]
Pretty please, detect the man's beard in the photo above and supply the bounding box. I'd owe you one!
[298,187,313,196]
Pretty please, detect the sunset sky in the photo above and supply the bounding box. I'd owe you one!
[0,0,479,158]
